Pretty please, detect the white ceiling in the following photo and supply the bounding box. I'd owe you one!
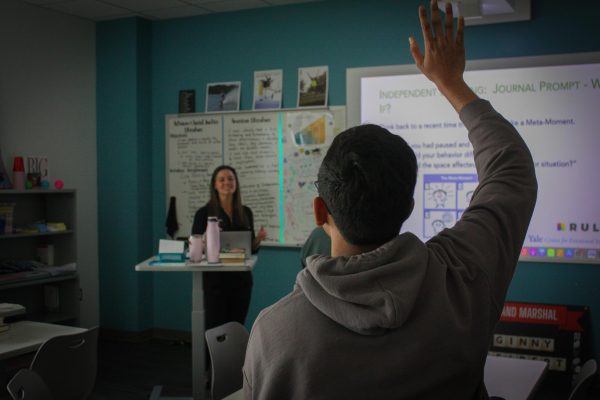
[14,0,322,21]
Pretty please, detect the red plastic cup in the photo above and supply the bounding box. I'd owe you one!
[13,156,25,172]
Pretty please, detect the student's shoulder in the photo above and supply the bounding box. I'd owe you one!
[253,288,307,328]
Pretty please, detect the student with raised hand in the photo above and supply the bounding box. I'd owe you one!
[243,1,537,399]
[191,165,267,330]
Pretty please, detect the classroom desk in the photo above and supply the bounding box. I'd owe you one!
[222,389,243,400]
[0,321,86,361]
[484,355,548,400]
[136,255,257,400]
[223,355,547,400]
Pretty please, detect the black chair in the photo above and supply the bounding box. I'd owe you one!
[7,326,99,400]
[568,359,598,400]
[205,321,249,400]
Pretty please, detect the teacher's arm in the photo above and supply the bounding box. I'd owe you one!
[245,206,267,253]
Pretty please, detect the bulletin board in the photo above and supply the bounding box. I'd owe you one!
[165,106,346,246]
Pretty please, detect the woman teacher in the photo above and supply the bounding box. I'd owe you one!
[192,165,267,329]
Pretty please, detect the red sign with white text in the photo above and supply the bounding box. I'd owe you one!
[500,302,585,331]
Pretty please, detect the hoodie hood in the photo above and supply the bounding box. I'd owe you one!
[297,233,428,336]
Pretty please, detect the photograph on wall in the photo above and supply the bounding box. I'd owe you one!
[297,66,328,108]
[205,81,241,112]
[253,69,283,110]
[178,89,196,113]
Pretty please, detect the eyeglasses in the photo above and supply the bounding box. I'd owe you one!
[313,180,332,213]
[313,180,320,194]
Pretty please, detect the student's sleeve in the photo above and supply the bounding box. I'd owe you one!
[243,365,253,399]
[191,207,207,235]
[428,99,537,310]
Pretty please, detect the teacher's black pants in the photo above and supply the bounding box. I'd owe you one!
[203,271,252,371]
[203,271,253,330]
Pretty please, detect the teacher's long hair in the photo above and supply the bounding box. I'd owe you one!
[207,165,248,227]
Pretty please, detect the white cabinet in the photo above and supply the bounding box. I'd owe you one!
[0,190,79,325]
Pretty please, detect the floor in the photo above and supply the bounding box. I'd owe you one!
[91,338,195,399]
[0,338,197,400]
[2,336,598,399]
[91,339,597,400]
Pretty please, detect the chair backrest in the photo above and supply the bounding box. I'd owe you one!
[205,321,249,400]
[7,369,53,400]
[30,326,99,400]
[568,359,598,400]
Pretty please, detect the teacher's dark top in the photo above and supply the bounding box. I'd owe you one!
[191,204,256,291]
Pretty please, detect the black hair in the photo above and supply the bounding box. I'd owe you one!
[317,124,417,246]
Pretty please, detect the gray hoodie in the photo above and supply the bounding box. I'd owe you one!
[243,99,537,399]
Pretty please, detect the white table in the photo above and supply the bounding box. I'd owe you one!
[484,355,548,400]
[136,255,257,400]
[0,321,86,361]
[222,389,243,400]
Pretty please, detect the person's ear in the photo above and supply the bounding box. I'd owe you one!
[313,197,329,226]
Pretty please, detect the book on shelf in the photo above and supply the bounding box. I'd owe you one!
[47,222,67,232]
[0,303,26,332]
[0,303,26,318]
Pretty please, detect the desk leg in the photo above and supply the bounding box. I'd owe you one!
[192,271,206,400]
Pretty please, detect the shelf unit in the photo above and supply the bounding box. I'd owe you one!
[0,189,79,325]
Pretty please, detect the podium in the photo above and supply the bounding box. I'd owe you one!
[136,256,257,400]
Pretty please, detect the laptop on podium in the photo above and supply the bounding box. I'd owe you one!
[220,231,252,257]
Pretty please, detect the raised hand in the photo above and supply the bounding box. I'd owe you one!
[409,0,477,112]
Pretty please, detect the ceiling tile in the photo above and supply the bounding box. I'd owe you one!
[265,0,321,5]
[102,0,188,12]
[12,0,324,21]
[182,0,225,4]
[140,5,210,19]
[20,0,66,5]
[45,0,133,20]
[198,0,269,12]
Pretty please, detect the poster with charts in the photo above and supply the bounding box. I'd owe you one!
[165,106,346,246]
[166,114,223,238]
[281,109,345,245]
[224,113,280,240]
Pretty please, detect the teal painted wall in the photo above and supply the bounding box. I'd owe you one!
[97,18,154,331]
[97,0,600,358]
